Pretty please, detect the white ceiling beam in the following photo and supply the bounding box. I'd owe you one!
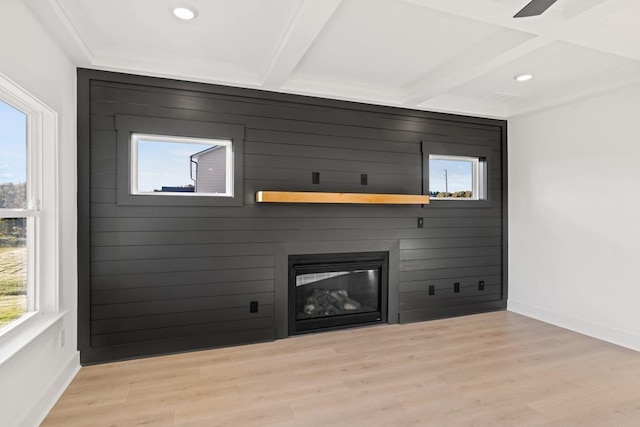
[417,95,509,119]
[261,0,343,90]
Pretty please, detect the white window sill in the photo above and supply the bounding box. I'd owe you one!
[0,310,67,366]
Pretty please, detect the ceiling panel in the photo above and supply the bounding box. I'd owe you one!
[293,0,503,88]
[599,3,640,38]
[57,0,302,73]
[448,41,633,104]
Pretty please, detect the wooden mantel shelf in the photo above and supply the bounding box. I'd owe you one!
[256,191,429,205]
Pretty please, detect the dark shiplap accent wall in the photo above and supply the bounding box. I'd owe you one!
[78,69,507,364]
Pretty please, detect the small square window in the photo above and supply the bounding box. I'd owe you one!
[131,134,233,197]
[421,141,492,208]
[429,155,481,200]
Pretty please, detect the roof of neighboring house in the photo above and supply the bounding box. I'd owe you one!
[190,145,222,160]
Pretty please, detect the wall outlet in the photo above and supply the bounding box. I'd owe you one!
[312,171,320,184]
[417,217,424,228]
[250,301,259,313]
[454,282,460,293]
[479,280,485,291]
[428,285,435,295]
[360,174,368,185]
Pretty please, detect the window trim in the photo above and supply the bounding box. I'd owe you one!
[0,71,59,341]
[428,154,481,201]
[130,133,234,197]
[115,115,244,206]
[421,141,492,208]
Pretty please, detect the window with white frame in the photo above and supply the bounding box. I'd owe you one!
[115,115,244,207]
[421,141,492,207]
[0,100,31,329]
[130,134,234,197]
[0,74,58,335]
[429,154,483,200]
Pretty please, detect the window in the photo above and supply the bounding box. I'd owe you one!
[131,134,233,197]
[0,73,58,336]
[0,101,30,329]
[421,141,492,207]
[116,115,244,206]
[429,155,483,200]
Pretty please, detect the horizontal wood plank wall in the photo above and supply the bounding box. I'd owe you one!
[78,69,507,364]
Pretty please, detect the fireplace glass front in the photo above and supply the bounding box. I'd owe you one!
[288,252,388,335]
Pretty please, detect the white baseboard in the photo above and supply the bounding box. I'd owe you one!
[21,351,80,427]
[508,300,640,352]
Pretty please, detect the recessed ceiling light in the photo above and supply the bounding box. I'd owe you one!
[173,6,197,20]
[514,74,534,82]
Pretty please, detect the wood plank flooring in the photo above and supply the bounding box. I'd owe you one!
[42,312,640,426]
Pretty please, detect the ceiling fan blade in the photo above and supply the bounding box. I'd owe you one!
[514,0,558,17]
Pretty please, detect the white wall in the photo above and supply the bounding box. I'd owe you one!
[0,1,79,425]
[508,83,640,351]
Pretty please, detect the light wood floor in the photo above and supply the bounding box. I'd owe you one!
[43,311,640,426]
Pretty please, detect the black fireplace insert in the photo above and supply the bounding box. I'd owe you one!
[288,252,388,335]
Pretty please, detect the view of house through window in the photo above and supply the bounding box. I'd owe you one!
[132,134,233,196]
[429,154,479,199]
[0,99,29,328]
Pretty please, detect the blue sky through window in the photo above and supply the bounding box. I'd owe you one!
[429,158,473,193]
[0,100,27,185]
[137,140,216,192]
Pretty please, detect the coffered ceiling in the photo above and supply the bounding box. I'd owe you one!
[26,0,640,118]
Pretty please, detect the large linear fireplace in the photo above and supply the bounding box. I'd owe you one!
[288,252,388,335]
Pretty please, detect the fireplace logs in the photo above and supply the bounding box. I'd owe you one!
[303,289,363,317]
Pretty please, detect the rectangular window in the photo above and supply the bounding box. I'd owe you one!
[116,115,244,207]
[421,141,492,208]
[429,154,481,200]
[131,134,233,197]
[0,96,36,330]
[0,72,58,342]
